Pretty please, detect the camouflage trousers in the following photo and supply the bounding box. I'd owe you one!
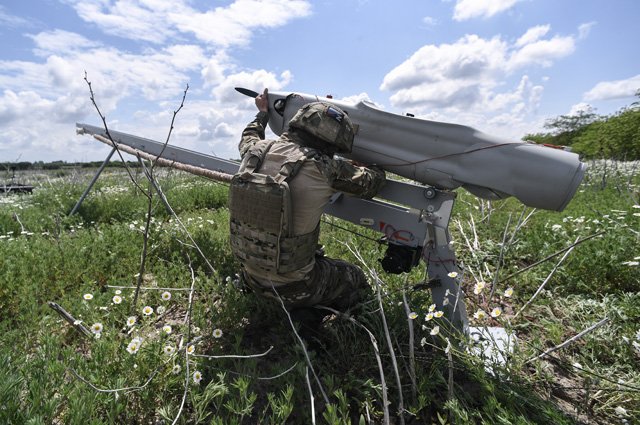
[242,256,369,311]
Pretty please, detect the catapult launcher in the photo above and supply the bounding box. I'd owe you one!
[76,88,586,332]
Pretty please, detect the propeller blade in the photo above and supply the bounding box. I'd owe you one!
[235,87,260,98]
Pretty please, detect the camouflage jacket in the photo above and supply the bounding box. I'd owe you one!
[235,111,385,284]
[240,112,386,200]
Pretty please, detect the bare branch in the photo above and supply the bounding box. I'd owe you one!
[527,317,610,363]
[270,283,330,406]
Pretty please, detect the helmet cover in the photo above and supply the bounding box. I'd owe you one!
[288,102,355,153]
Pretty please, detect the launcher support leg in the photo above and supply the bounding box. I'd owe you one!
[69,146,116,216]
[423,199,469,334]
[426,231,469,334]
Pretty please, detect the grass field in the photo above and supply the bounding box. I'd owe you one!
[1,161,638,424]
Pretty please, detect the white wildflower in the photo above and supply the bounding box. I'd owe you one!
[112,295,123,304]
[163,345,175,355]
[91,323,103,334]
[83,293,93,300]
[192,371,203,384]
[504,287,514,298]
[142,306,153,316]
[162,325,172,334]
[473,281,486,295]
[490,307,502,318]
[213,328,223,338]
[161,291,171,301]
[430,326,440,336]
[434,311,444,318]
[614,406,628,417]
[126,340,140,354]
[126,316,137,327]
[447,271,458,279]
[473,309,486,320]
[408,312,418,320]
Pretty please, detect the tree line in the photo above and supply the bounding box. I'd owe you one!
[2,160,143,172]
[524,90,640,160]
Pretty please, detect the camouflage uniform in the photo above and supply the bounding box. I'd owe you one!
[232,111,385,310]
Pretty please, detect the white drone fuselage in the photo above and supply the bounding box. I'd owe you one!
[264,90,586,212]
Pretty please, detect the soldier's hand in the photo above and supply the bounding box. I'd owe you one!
[256,88,268,112]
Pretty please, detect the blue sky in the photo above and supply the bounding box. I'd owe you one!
[1,0,638,163]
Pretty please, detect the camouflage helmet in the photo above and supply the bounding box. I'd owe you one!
[288,102,355,153]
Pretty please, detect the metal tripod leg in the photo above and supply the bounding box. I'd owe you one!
[69,146,116,216]
[420,191,469,334]
[425,227,469,334]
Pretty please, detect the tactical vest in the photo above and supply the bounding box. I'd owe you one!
[229,141,320,274]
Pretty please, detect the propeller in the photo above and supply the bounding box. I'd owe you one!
[234,87,260,98]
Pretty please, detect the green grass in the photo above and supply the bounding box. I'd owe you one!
[0,161,638,424]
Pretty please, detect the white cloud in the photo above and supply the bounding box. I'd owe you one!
[568,102,594,115]
[64,0,312,47]
[379,25,585,141]
[169,0,311,47]
[583,74,640,101]
[453,0,520,21]
[507,34,575,70]
[66,0,180,44]
[578,22,596,40]
[515,25,550,47]
[0,6,32,28]
[381,25,576,110]
[422,16,438,26]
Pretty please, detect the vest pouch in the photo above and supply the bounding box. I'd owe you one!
[230,172,318,274]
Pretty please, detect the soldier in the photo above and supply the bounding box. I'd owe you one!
[229,88,385,328]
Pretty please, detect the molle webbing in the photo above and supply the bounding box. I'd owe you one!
[229,141,319,274]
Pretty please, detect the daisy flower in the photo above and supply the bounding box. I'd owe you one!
[473,309,486,320]
[112,295,123,304]
[142,306,154,316]
[115,289,122,295]
[408,312,418,320]
[447,271,458,279]
[172,364,181,375]
[186,344,195,355]
[192,371,202,384]
[212,328,223,339]
[162,325,172,334]
[126,316,137,327]
[473,281,486,295]
[428,304,436,312]
[504,287,514,298]
[126,340,140,354]
[83,293,93,300]
[430,326,440,336]
[161,291,171,301]
[91,323,103,334]
[490,307,502,318]
[425,312,434,321]
[434,310,444,318]
[163,345,175,355]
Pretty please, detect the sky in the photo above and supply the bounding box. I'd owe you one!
[1,0,639,163]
